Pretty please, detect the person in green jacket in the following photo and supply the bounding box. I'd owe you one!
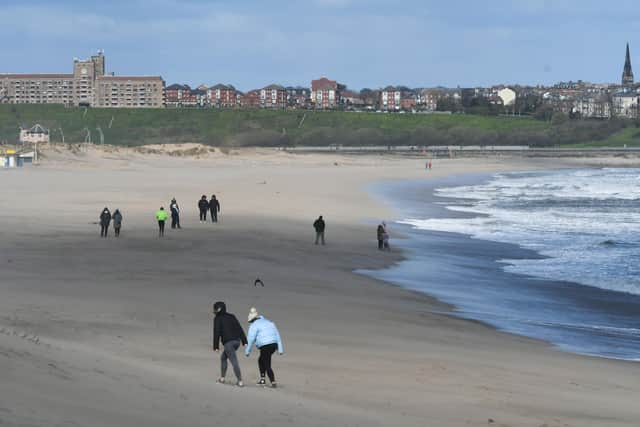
[156,207,168,237]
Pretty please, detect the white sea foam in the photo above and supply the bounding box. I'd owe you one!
[401,169,640,296]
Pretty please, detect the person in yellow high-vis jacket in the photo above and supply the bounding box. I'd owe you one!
[155,207,168,237]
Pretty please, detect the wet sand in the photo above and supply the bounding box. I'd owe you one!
[0,147,639,427]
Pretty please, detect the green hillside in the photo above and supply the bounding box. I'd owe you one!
[1,104,637,147]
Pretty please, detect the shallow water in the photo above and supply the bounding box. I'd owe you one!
[363,170,640,360]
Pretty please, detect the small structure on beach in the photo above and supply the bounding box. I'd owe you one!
[19,124,50,144]
[1,149,35,168]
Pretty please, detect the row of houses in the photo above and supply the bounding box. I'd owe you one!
[165,77,519,112]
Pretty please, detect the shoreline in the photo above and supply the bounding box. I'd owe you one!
[367,170,640,362]
[2,150,640,426]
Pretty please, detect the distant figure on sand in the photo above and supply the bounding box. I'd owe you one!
[112,209,123,237]
[245,307,284,388]
[377,223,385,250]
[99,207,111,238]
[198,195,209,222]
[155,207,168,237]
[213,301,247,387]
[313,216,326,245]
[209,195,220,223]
[170,198,181,229]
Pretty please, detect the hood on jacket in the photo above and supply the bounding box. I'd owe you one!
[213,301,227,315]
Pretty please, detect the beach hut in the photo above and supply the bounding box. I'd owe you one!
[2,150,18,168]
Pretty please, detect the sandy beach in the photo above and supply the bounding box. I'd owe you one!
[1,146,639,427]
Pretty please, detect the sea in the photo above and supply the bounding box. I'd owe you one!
[364,168,640,360]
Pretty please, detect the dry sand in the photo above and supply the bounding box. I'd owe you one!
[1,145,639,427]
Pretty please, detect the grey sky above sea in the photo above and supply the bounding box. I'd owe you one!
[1,0,638,90]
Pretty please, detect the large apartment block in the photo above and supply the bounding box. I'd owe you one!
[0,52,164,108]
[260,84,287,109]
[311,77,339,109]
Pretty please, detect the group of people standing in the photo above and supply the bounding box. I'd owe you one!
[213,302,284,388]
[99,207,123,237]
[98,195,222,238]
[198,195,221,223]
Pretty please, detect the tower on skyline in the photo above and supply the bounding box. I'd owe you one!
[622,43,634,86]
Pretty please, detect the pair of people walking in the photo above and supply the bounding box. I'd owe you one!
[213,303,284,388]
[198,195,221,223]
[99,207,123,237]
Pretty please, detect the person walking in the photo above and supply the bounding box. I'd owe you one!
[209,195,220,223]
[213,301,247,387]
[313,216,326,245]
[377,223,385,250]
[99,207,111,238]
[170,198,181,229]
[198,195,209,222]
[245,307,284,388]
[112,209,123,237]
[155,207,168,237]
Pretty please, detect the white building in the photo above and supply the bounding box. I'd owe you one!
[497,87,516,107]
[612,92,639,118]
[19,124,49,144]
[574,95,611,118]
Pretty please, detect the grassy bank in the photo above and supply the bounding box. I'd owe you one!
[1,104,638,147]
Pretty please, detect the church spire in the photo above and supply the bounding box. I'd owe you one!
[622,43,634,86]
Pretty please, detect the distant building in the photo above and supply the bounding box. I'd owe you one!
[419,89,443,111]
[340,90,364,108]
[622,43,634,86]
[0,51,164,108]
[95,76,164,108]
[260,84,287,109]
[380,86,401,111]
[208,84,238,108]
[574,94,611,118]
[240,90,261,108]
[311,77,339,109]
[165,84,191,107]
[612,91,639,118]
[497,87,516,107]
[19,124,49,144]
[286,87,310,108]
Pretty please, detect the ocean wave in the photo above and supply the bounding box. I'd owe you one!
[402,168,640,297]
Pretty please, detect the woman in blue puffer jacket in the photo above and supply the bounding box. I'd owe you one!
[245,307,284,388]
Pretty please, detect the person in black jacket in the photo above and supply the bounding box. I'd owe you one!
[313,215,326,245]
[112,209,123,237]
[209,195,220,223]
[198,195,209,222]
[170,198,181,229]
[213,301,247,387]
[99,207,111,238]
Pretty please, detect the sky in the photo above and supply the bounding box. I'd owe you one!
[0,0,638,91]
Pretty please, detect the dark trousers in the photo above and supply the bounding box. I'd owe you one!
[378,239,384,250]
[315,231,325,245]
[158,220,165,236]
[220,339,242,381]
[210,208,218,222]
[114,225,121,237]
[171,214,180,229]
[258,343,278,382]
[199,209,207,221]
[100,224,109,237]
